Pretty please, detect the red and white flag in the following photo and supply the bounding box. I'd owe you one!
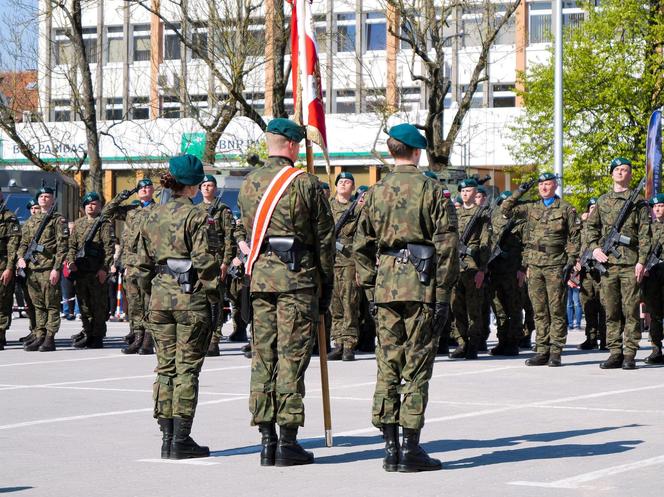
[289,0,329,170]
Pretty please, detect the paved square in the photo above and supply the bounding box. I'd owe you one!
[1,317,663,497]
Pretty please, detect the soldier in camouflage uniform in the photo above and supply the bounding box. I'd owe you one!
[449,178,490,360]
[576,198,606,350]
[17,187,69,352]
[328,171,361,361]
[198,174,236,357]
[354,123,459,473]
[0,191,21,351]
[16,200,40,343]
[137,154,218,459]
[121,178,156,354]
[238,119,334,467]
[586,158,651,370]
[502,172,580,367]
[643,193,664,364]
[66,192,116,349]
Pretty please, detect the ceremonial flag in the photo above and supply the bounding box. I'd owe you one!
[289,0,330,171]
[645,110,662,199]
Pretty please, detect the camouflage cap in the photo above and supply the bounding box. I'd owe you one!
[458,178,478,190]
[538,172,557,182]
[388,123,428,149]
[335,171,355,185]
[37,186,55,196]
[137,178,153,189]
[266,118,306,142]
[81,191,101,206]
[610,157,632,173]
[649,193,664,206]
[200,174,217,186]
[169,154,205,186]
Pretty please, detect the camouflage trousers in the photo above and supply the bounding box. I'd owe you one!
[208,284,225,345]
[227,277,248,336]
[528,265,568,354]
[580,270,606,341]
[124,267,148,334]
[331,264,359,347]
[598,265,642,355]
[490,272,523,346]
[148,309,211,419]
[644,268,664,344]
[373,302,437,429]
[249,289,317,428]
[74,272,109,338]
[26,269,61,338]
[0,276,15,341]
[520,282,535,335]
[16,279,36,332]
[451,269,484,345]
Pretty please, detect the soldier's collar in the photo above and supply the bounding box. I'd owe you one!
[268,155,295,167]
[392,163,419,172]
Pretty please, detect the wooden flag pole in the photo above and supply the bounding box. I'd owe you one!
[305,139,333,448]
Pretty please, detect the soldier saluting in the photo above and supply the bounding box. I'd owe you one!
[354,123,459,472]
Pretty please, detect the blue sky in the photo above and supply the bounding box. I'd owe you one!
[0,0,38,70]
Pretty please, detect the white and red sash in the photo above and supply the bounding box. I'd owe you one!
[246,166,305,275]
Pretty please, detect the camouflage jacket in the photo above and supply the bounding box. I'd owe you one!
[66,215,115,273]
[502,195,580,267]
[585,188,651,266]
[488,209,524,274]
[652,219,664,247]
[0,208,21,271]
[330,196,360,267]
[17,211,69,271]
[121,200,156,268]
[457,204,491,272]
[136,195,219,310]
[238,156,335,293]
[353,164,459,304]
[197,200,235,266]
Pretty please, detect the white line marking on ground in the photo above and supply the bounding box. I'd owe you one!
[26,385,248,396]
[509,454,664,488]
[0,354,125,368]
[137,458,220,466]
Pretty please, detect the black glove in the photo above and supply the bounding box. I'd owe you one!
[119,189,132,201]
[433,302,450,331]
[319,283,333,314]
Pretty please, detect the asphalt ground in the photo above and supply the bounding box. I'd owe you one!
[1,316,663,497]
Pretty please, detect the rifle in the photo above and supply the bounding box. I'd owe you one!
[459,202,489,267]
[334,192,365,253]
[17,203,57,279]
[582,176,647,275]
[487,217,516,266]
[645,241,663,273]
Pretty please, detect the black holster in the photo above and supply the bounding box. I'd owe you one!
[157,259,198,294]
[407,243,435,285]
[266,236,306,272]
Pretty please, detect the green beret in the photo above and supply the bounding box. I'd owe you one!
[454,195,463,204]
[266,118,306,142]
[496,191,512,205]
[458,178,478,190]
[81,192,101,206]
[538,172,558,182]
[168,154,205,186]
[587,197,598,208]
[137,178,153,189]
[37,186,55,196]
[26,199,37,209]
[423,171,438,180]
[320,182,330,190]
[357,185,369,194]
[201,174,217,186]
[610,157,632,173]
[335,172,355,185]
[388,123,427,149]
[649,193,664,206]
[477,186,487,195]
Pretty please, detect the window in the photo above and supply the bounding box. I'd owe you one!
[105,97,123,121]
[314,15,329,54]
[82,27,97,63]
[365,12,386,51]
[335,89,355,113]
[336,13,355,53]
[528,1,586,45]
[52,99,71,122]
[164,23,181,60]
[133,24,151,61]
[106,26,124,63]
[492,83,516,108]
[366,88,386,113]
[162,96,180,118]
[54,29,74,65]
[130,97,149,120]
[494,7,516,46]
[247,22,265,57]
[191,23,207,60]
[462,8,483,48]
[400,87,421,112]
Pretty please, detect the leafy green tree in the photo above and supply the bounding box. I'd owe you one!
[510,0,664,209]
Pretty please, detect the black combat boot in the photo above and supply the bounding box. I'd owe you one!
[228,327,248,342]
[158,418,174,459]
[381,424,399,472]
[138,332,154,355]
[449,344,466,359]
[490,341,519,356]
[24,335,45,352]
[547,351,561,367]
[328,346,343,361]
[437,339,449,355]
[397,428,442,472]
[19,332,34,343]
[525,352,549,366]
[577,337,598,350]
[206,339,220,357]
[124,330,135,344]
[622,354,637,370]
[342,345,355,362]
[599,353,624,369]
[464,340,478,360]
[243,343,253,359]
[274,426,314,466]
[86,336,104,349]
[70,330,85,342]
[170,417,209,459]
[258,423,278,466]
[122,331,144,354]
[73,332,89,349]
[38,334,56,352]
[644,342,663,365]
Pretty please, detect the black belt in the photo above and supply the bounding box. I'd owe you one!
[259,239,315,253]
[529,243,565,255]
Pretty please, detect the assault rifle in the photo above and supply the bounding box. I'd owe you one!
[581,176,646,275]
[229,251,247,280]
[334,192,365,253]
[17,203,57,279]
[459,202,489,267]
[645,242,663,273]
[487,218,516,266]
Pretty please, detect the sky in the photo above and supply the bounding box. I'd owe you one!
[0,0,38,71]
